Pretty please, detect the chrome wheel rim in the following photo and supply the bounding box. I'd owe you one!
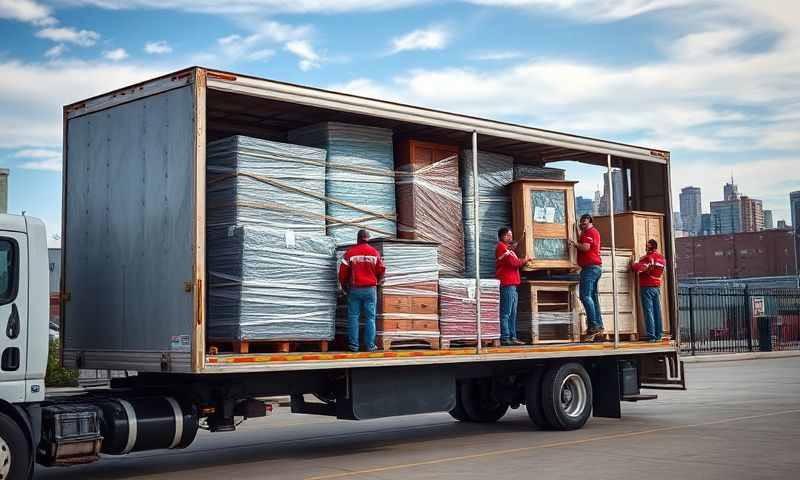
[0,433,11,479]
[560,373,588,418]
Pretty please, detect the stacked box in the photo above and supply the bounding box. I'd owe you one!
[438,279,501,343]
[395,140,464,277]
[207,226,337,342]
[289,122,396,244]
[513,163,566,181]
[336,239,440,349]
[460,149,514,278]
[206,135,327,234]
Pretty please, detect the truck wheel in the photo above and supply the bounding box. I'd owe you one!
[448,381,469,421]
[0,412,32,480]
[524,368,551,429]
[540,363,593,431]
[459,379,509,423]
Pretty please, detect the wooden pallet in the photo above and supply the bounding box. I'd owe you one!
[583,332,640,343]
[209,339,329,354]
[440,338,502,349]
[377,335,440,351]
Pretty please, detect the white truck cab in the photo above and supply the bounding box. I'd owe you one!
[0,214,48,479]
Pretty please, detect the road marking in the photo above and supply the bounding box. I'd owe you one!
[304,408,800,480]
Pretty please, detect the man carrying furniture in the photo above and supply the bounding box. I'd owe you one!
[338,229,386,352]
[496,227,532,346]
[631,239,666,342]
[570,214,604,341]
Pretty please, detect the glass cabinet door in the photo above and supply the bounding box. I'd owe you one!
[530,189,568,260]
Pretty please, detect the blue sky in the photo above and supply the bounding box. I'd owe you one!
[0,0,798,246]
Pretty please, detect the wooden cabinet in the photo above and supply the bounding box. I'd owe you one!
[577,248,638,337]
[517,281,578,343]
[511,180,578,271]
[593,212,671,336]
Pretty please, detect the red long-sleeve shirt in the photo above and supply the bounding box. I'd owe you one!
[495,242,526,287]
[631,251,666,287]
[338,242,386,289]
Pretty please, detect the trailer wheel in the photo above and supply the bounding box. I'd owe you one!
[540,363,593,431]
[448,381,469,421]
[524,369,551,429]
[0,412,31,480]
[459,379,509,423]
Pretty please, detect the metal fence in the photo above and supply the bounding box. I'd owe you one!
[678,287,800,355]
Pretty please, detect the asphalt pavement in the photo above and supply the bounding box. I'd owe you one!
[34,357,800,480]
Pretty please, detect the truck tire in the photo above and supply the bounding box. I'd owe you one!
[448,381,469,421]
[459,379,509,423]
[540,362,593,431]
[0,412,32,480]
[524,369,551,429]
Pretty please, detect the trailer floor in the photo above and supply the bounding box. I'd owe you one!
[34,356,800,480]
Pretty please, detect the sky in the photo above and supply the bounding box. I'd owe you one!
[0,0,798,246]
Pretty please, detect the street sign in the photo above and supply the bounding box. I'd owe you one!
[751,296,765,317]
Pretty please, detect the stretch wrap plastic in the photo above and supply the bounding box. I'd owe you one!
[513,164,566,181]
[289,122,396,244]
[206,136,327,234]
[460,150,514,278]
[207,225,337,341]
[438,279,501,341]
[396,154,465,277]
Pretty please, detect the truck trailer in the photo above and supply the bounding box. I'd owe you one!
[0,67,684,479]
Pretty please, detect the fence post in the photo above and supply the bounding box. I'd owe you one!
[688,287,696,356]
[744,286,753,352]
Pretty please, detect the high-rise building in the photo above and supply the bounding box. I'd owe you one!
[700,213,713,236]
[723,178,739,201]
[591,188,602,215]
[791,191,800,232]
[672,212,683,231]
[763,210,774,229]
[710,199,741,234]
[0,168,8,214]
[575,196,593,217]
[777,220,788,230]
[598,169,625,215]
[679,186,702,235]
[740,196,764,232]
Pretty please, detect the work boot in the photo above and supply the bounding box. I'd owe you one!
[510,339,525,346]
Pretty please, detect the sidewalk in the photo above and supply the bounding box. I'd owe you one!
[681,350,800,363]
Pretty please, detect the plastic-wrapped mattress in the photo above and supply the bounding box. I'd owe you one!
[438,279,501,342]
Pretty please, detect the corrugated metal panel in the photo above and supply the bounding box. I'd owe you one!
[64,85,196,357]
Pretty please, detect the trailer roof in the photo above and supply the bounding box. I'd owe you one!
[65,67,670,166]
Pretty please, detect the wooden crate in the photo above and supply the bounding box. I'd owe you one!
[577,248,638,336]
[511,179,578,271]
[593,212,671,336]
[517,280,578,344]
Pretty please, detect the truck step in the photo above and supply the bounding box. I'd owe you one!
[622,394,659,402]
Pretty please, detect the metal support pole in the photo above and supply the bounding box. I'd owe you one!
[472,131,482,353]
[744,285,753,352]
[794,226,800,289]
[607,154,620,348]
[688,287,696,356]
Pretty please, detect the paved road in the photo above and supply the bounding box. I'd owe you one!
[35,357,800,480]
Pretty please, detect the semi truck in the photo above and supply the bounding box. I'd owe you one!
[0,67,685,479]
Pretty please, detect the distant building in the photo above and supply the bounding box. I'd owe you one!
[700,213,713,236]
[672,212,683,231]
[679,186,702,235]
[791,191,800,232]
[763,210,774,229]
[724,178,739,201]
[777,220,789,230]
[575,196,593,217]
[676,230,797,279]
[592,189,602,215]
[597,169,625,215]
[740,195,764,232]
[0,168,8,214]
[710,199,741,234]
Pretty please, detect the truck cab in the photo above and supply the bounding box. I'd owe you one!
[0,214,48,479]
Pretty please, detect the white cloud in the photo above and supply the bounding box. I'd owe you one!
[144,40,172,54]
[36,27,100,46]
[15,148,62,171]
[470,50,524,61]
[464,0,697,21]
[103,48,129,61]
[212,21,311,64]
[54,0,427,15]
[0,0,56,25]
[44,43,67,58]
[389,26,450,54]
[285,40,320,71]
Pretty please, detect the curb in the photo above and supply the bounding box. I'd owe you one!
[681,351,800,364]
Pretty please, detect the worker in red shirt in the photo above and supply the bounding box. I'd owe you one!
[631,239,667,342]
[496,227,531,346]
[569,214,604,341]
[338,229,386,352]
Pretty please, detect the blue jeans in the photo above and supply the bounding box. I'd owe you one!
[500,285,518,341]
[640,287,663,340]
[347,287,377,351]
[579,265,604,332]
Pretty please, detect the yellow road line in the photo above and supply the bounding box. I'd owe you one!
[304,408,800,480]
